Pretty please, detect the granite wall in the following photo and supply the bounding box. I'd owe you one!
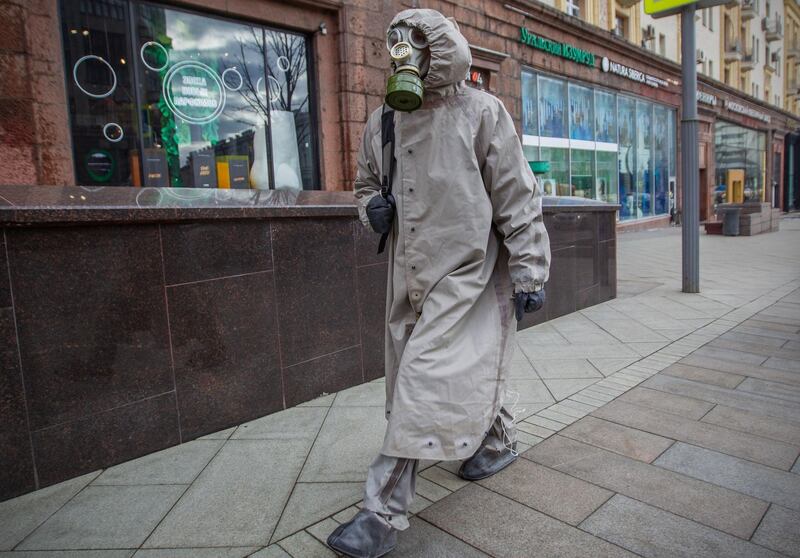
[0,192,616,501]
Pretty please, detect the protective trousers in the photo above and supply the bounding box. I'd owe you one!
[362,410,516,529]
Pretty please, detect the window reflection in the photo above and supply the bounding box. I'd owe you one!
[60,0,319,190]
[714,121,766,202]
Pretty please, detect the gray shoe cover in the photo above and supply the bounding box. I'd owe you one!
[326,509,397,558]
[457,444,517,481]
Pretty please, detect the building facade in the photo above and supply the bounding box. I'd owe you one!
[0,0,798,228]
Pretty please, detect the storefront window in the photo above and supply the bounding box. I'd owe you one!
[521,70,538,136]
[714,121,766,202]
[61,0,319,189]
[653,106,670,216]
[538,148,569,196]
[595,151,618,204]
[538,76,567,138]
[636,101,653,217]
[618,96,636,220]
[570,149,594,198]
[520,69,675,220]
[568,84,593,141]
[595,90,616,144]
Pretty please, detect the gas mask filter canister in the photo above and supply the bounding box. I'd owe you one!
[385,24,430,112]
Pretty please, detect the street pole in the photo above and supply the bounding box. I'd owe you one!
[681,4,700,293]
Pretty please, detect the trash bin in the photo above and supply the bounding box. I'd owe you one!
[719,207,741,236]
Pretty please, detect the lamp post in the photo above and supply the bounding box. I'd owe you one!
[680,4,700,293]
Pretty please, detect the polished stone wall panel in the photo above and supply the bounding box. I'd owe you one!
[0,307,34,500]
[0,202,617,500]
[6,226,172,430]
[272,218,359,367]
[161,221,273,285]
[357,263,388,382]
[167,271,282,439]
[31,392,180,487]
[0,234,10,308]
[283,345,362,407]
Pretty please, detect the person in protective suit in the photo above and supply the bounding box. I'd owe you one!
[327,8,551,558]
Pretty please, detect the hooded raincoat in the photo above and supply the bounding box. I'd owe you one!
[355,9,551,461]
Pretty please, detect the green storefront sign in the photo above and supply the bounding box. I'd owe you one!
[519,27,596,68]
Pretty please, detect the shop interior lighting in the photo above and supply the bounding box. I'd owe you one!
[318,22,327,35]
[82,30,89,36]
[70,29,77,34]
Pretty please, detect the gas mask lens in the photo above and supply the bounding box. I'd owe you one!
[385,24,429,112]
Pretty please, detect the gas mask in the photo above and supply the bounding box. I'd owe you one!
[385,23,430,112]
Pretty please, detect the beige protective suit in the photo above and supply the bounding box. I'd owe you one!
[355,9,551,462]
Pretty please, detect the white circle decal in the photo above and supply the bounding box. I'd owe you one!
[601,57,610,73]
[162,60,227,125]
[73,55,117,99]
[222,67,243,91]
[140,41,169,72]
[256,75,282,104]
[103,122,124,142]
[277,55,290,73]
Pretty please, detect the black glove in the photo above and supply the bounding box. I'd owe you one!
[513,290,545,321]
[366,193,396,234]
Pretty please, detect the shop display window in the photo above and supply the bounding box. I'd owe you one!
[538,76,567,138]
[714,121,766,202]
[568,84,594,141]
[538,148,570,196]
[570,149,595,198]
[521,70,538,136]
[618,96,637,220]
[520,69,676,220]
[636,101,653,218]
[595,90,616,144]
[61,0,319,190]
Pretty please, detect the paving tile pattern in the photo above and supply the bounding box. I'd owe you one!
[1,221,799,556]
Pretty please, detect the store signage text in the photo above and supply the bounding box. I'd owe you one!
[163,60,226,125]
[600,57,669,88]
[519,27,596,68]
[724,100,770,123]
[697,91,718,106]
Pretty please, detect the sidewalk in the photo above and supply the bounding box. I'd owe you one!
[1,218,799,557]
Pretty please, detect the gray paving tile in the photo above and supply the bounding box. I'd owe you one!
[655,443,800,510]
[478,457,612,525]
[662,363,745,388]
[719,330,788,348]
[93,440,224,485]
[415,477,451,502]
[745,318,800,334]
[752,505,800,558]
[593,399,798,470]
[197,426,237,440]
[517,421,556,439]
[231,406,327,441]
[736,325,800,342]
[764,356,800,373]
[420,484,636,557]
[691,345,768,366]
[527,414,569,432]
[617,387,715,419]
[560,416,674,462]
[643,374,800,422]
[541,378,598,401]
[580,494,782,558]
[332,381,385,406]
[0,471,100,551]
[570,393,607,407]
[0,552,134,558]
[524,435,769,538]
[144,439,308,548]
[298,407,386,482]
[395,517,489,557]
[560,399,600,414]
[297,393,335,407]
[701,405,800,446]
[277,530,335,558]
[331,506,359,524]
[588,358,640,376]
[19,485,185,550]
[249,544,292,558]
[271,482,362,542]
[506,379,555,404]
[133,548,258,557]
[305,518,340,545]
[793,458,800,474]
[419,465,469,492]
[738,377,800,404]
[710,337,800,360]
[408,494,434,515]
[537,408,579,425]
[532,359,603,379]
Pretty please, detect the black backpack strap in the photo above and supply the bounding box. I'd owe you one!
[378,105,396,254]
